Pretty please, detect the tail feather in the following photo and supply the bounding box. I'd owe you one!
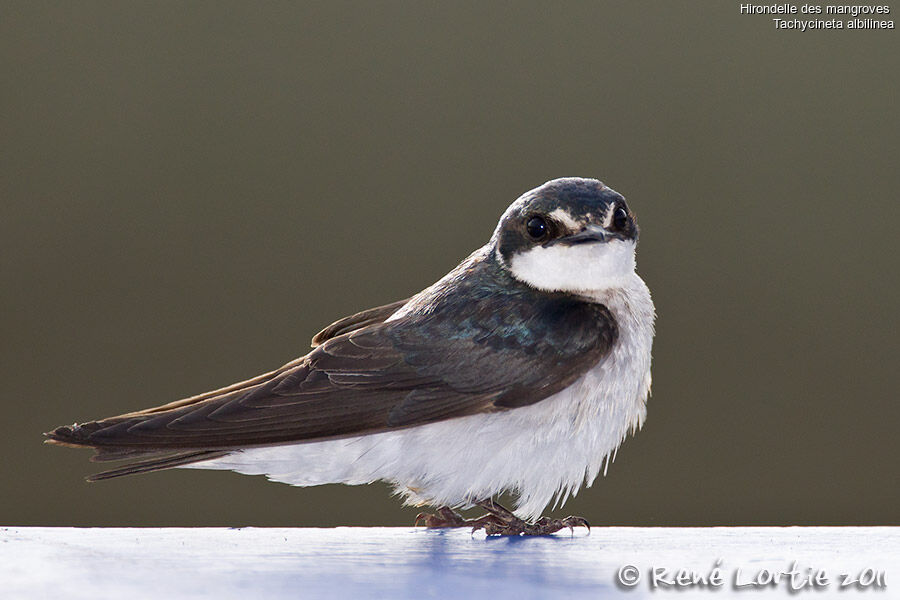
[44,424,230,481]
[85,449,231,481]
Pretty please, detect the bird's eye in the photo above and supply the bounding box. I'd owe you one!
[526,216,548,239]
[612,206,629,231]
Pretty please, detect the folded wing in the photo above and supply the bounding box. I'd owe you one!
[46,288,616,479]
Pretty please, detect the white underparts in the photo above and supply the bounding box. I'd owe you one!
[507,238,637,294]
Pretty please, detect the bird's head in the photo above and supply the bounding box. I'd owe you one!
[492,177,639,294]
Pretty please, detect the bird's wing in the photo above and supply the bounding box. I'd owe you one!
[46,292,617,479]
[310,298,411,347]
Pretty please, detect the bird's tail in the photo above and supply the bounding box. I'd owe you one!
[44,423,230,481]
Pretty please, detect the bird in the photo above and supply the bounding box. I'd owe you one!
[45,177,655,536]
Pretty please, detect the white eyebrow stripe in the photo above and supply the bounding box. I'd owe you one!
[603,203,619,228]
[548,208,579,230]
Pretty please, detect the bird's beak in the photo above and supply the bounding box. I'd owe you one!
[547,224,609,246]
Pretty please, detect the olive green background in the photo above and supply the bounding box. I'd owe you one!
[2,2,897,527]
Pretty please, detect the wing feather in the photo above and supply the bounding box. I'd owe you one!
[45,257,618,479]
[309,298,410,346]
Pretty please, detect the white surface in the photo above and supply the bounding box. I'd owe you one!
[1,527,897,599]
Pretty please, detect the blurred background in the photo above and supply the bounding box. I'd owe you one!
[2,2,897,527]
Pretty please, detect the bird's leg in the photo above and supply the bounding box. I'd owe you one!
[415,506,467,527]
[472,499,591,536]
[414,506,506,529]
[472,499,528,535]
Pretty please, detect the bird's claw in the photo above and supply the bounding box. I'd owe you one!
[471,512,591,536]
[536,515,591,535]
[465,498,590,536]
[416,500,590,536]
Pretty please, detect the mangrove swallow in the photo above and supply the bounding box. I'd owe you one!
[46,177,656,535]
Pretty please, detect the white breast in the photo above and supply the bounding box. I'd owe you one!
[189,273,655,521]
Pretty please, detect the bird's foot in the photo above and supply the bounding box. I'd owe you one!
[415,506,468,528]
[472,499,590,536]
[415,506,506,529]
